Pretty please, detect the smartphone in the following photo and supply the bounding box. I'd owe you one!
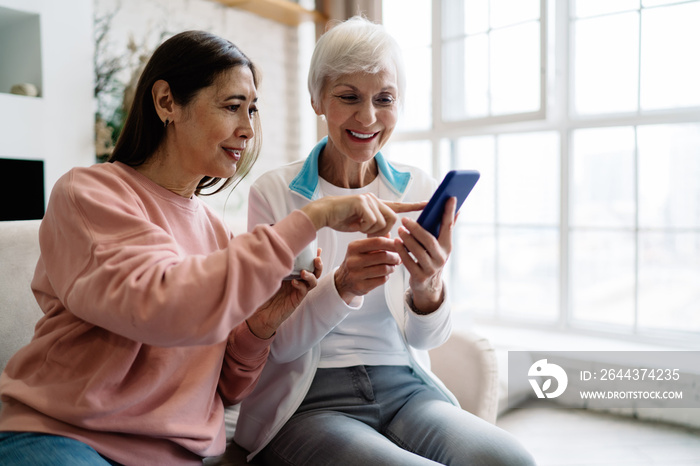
[283,238,318,281]
[416,170,480,237]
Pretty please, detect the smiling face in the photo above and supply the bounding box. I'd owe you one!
[169,66,258,192]
[316,68,399,172]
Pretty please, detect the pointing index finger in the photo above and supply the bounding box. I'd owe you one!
[384,201,428,214]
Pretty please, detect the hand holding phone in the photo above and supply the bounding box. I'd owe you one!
[416,170,480,237]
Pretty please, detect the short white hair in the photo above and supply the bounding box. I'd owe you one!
[308,16,406,111]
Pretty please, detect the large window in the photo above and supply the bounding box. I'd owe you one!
[382,0,700,344]
[441,0,544,121]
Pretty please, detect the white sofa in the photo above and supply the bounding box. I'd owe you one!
[0,219,500,464]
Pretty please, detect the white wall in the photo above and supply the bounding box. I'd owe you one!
[0,0,95,200]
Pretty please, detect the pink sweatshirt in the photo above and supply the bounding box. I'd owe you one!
[0,162,316,465]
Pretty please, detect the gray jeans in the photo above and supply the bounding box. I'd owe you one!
[258,365,534,466]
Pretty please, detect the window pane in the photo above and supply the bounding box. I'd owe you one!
[642,0,686,7]
[441,0,543,121]
[399,46,432,131]
[573,13,639,115]
[571,127,636,228]
[383,0,432,131]
[442,0,463,38]
[438,138,452,179]
[456,136,495,224]
[498,228,559,321]
[465,34,490,118]
[491,21,541,115]
[638,123,700,229]
[570,231,636,326]
[383,140,433,176]
[497,132,559,225]
[443,35,489,120]
[574,0,640,18]
[463,0,489,34]
[638,232,700,332]
[382,0,431,48]
[640,2,700,110]
[453,225,496,315]
[443,0,489,38]
[491,0,539,28]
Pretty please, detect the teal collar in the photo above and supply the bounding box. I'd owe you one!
[289,137,411,200]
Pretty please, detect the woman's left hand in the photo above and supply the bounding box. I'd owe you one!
[394,197,457,314]
[246,250,322,339]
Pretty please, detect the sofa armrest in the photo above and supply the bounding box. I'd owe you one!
[429,330,499,424]
[0,220,44,377]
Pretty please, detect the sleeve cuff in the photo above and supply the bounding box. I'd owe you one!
[227,321,274,361]
[404,284,450,318]
[271,210,317,258]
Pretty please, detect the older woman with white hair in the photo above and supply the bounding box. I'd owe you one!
[234,16,535,465]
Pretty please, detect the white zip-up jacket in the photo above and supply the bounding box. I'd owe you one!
[234,138,459,461]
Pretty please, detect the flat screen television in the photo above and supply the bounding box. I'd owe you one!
[0,158,45,221]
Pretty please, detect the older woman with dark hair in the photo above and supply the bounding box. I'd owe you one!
[234,17,535,465]
[0,30,420,465]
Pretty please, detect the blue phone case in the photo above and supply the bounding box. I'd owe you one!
[416,170,480,237]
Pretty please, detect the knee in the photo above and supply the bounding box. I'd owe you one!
[473,431,536,466]
[492,444,536,466]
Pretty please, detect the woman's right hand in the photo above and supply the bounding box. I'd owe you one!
[301,193,426,237]
[334,236,401,304]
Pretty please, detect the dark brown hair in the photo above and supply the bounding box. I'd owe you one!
[109,30,261,196]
